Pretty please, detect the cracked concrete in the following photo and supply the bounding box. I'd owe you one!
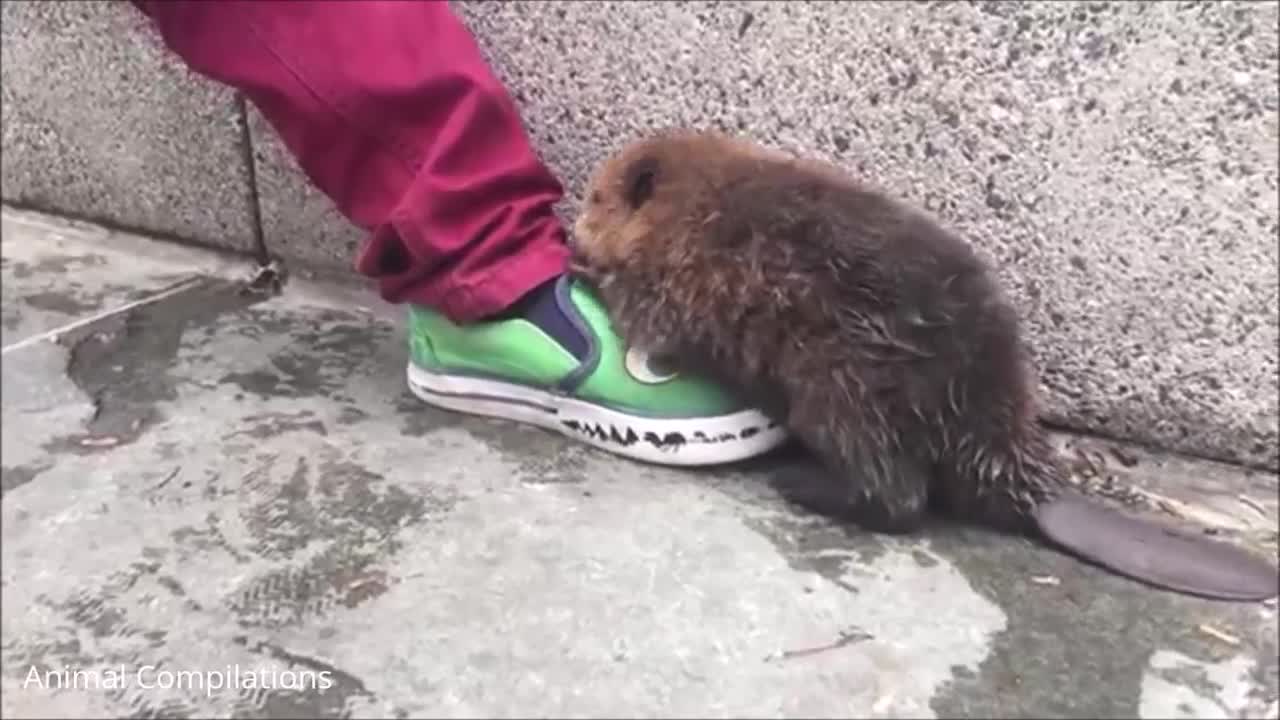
[2,208,1277,719]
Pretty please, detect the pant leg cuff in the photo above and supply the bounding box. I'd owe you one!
[398,241,570,325]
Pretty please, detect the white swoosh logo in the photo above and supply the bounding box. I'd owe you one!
[624,347,680,384]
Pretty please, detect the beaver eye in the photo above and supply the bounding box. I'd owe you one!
[590,191,602,204]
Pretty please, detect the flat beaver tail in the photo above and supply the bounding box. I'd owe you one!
[952,428,1280,602]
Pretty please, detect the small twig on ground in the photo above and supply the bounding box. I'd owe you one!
[152,466,180,490]
[1236,494,1269,519]
[764,626,874,662]
[1197,623,1241,646]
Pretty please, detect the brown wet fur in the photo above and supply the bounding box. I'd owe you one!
[571,127,1068,537]
[567,128,1279,603]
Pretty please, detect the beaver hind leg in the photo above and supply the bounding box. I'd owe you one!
[765,445,932,533]
[782,396,932,533]
[834,446,933,535]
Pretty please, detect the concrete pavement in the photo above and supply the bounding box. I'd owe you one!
[1,207,1277,719]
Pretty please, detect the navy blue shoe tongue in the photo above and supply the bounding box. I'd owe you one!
[499,275,590,362]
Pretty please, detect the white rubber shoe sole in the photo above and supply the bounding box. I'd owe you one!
[406,361,788,467]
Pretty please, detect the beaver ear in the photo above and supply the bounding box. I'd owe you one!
[623,156,659,210]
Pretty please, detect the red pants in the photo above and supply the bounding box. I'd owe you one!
[132,0,569,323]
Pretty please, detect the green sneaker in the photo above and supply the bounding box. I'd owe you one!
[404,275,788,466]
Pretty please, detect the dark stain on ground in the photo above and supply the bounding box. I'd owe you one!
[3,252,108,280]
[393,393,456,439]
[44,277,274,455]
[0,259,136,334]
[8,274,205,332]
[227,451,455,630]
[723,438,925,554]
[220,370,292,399]
[741,511,889,595]
[701,443,895,590]
[704,443,1277,717]
[171,514,253,566]
[926,528,1279,719]
[229,635,377,719]
[336,405,370,426]
[219,310,392,406]
[394,393,589,485]
[224,410,329,442]
[29,571,341,720]
[13,449,432,716]
[2,462,49,496]
[21,289,101,316]
[15,561,189,717]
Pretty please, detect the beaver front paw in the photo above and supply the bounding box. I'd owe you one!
[569,257,608,285]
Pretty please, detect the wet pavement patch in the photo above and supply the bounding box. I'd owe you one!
[229,636,374,719]
[223,452,456,629]
[43,277,274,455]
[928,527,1279,719]
[217,308,393,406]
[2,252,109,280]
[21,290,101,316]
[19,562,184,715]
[223,410,329,442]
[0,226,205,347]
[1,463,50,496]
[698,445,897,590]
[702,443,1279,718]
[393,393,456,439]
[742,511,890,595]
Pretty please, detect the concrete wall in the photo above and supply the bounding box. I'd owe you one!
[2,0,1276,471]
[0,2,258,254]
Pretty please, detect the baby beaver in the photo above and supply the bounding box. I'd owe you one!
[569,127,1277,602]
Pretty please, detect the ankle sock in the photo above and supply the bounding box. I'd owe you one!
[495,275,590,361]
